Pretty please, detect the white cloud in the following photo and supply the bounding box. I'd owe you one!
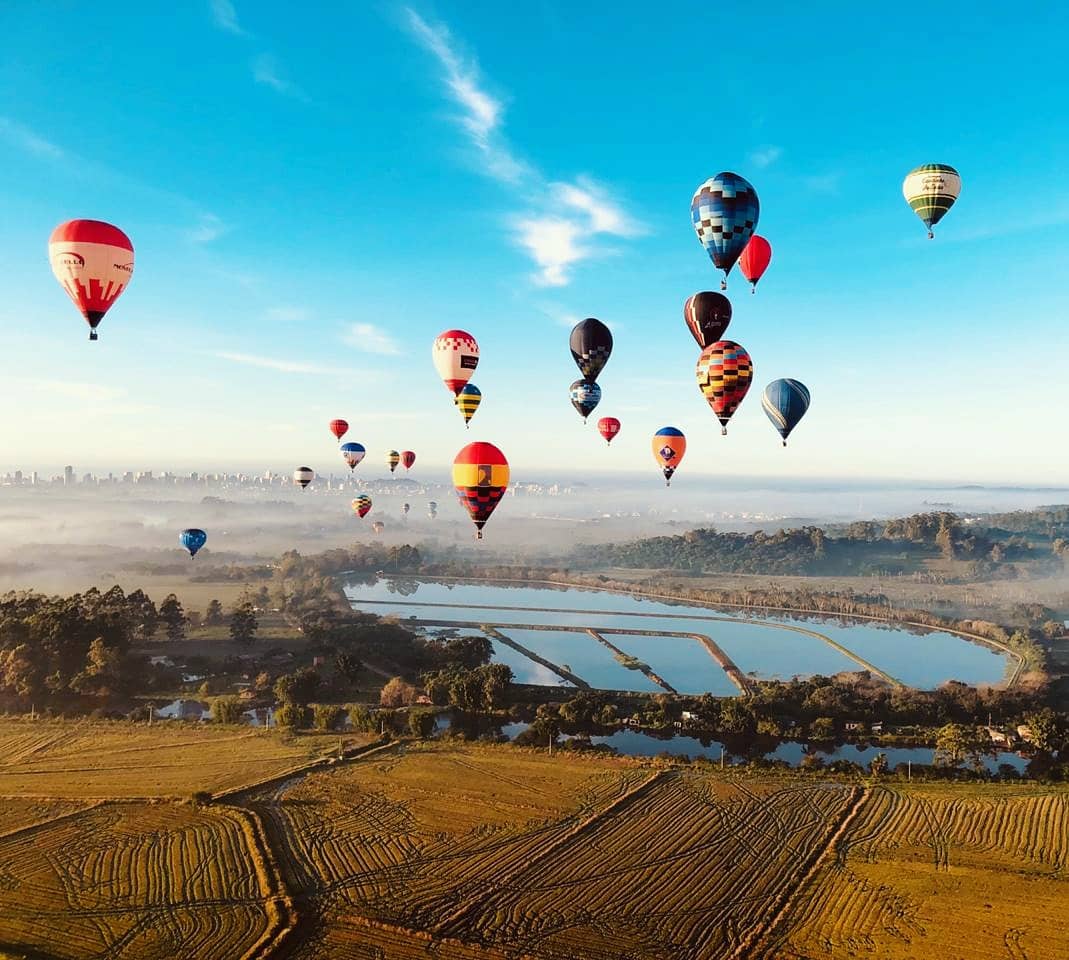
[515,218,588,287]
[186,213,227,244]
[554,177,642,237]
[748,145,782,169]
[0,117,63,160]
[214,351,338,374]
[341,323,402,355]
[802,173,841,193]
[264,306,310,323]
[538,304,583,329]
[252,54,306,100]
[209,0,244,35]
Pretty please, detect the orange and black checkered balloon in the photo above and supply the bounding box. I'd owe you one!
[696,340,753,435]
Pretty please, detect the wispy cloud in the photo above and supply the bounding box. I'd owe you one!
[802,173,841,194]
[0,117,63,160]
[538,304,583,329]
[748,145,782,169]
[401,9,641,287]
[341,323,402,355]
[264,306,310,324]
[214,351,338,374]
[209,0,244,35]
[252,54,306,100]
[186,213,227,244]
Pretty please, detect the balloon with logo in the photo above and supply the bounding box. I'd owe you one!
[452,442,509,539]
[903,163,961,238]
[401,450,416,471]
[179,528,207,558]
[433,329,479,395]
[48,220,135,340]
[456,383,481,427]
[683,292,732,348]
[691,173,760,289]
[696,341,753,435]
[652,428,686,486]
[762,379,811,446]
[569,379,601,422]
[597,416,621,445]
[293,467,315,489]
[738,235,772,293]
[569,318,613,381]
[386,450,400,474]
[352,495,372,518]
[329,419,348,441]
[340,442,365,471]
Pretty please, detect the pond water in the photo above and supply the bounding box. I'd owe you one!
[345,578,1011,690]
[495,723,1030,774]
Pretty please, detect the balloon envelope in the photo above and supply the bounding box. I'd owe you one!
[691,173,759,285]
[433,329,479,395]
[452,441,509,539]
[401,450,416,471]
[683,292,732,348]
[696,341,753,434]
[329,419,349,441]
[293,467,315,488]
[903,163,961,237]
[569,318,613,381]
[353,495,372,518]
[738,236,772,291]
[386,450,400,473]
[340,442,365,470]
[48,220,134,340]
[652,427,686,486]
[762,379,811,445]
[179,528,207,558]
[372,521,384,534]
[569,379,601,421]
[456,383,481,426]
[597,416,621,445]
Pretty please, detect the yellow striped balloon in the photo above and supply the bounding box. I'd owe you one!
[455,383,481,427]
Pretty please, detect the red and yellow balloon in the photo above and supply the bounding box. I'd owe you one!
[452,442,509,539]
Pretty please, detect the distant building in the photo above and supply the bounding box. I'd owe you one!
[63,465,74,486]
[155,699,210,721]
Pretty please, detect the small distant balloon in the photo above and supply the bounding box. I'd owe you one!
[402,502,411,516]
[452,441,509,539]
[48,219,135,341]
[569,379,601,422]
[569,318,613,381]
[293,467,315,489]
[683,292,732,349]
[696,340,753,435]
[691,173,760,289]
[372,520,385,535]
[353,495,372,518]
[340,442,365,471]
[597,416,621,445]
[762,379,811,446]
[456,383,481,427]
[652,428,686,486]
[738,235,772,293]
[433,329,479,395]
[386,450,400,474]
[179,528,207,558]
[903,163,961,238]
[401,450,416,471]
[428,500,438,518]
[329,419,349,441]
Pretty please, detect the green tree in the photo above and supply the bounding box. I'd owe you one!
[313,704,345,731]
[1021,708,1060,753]
[211,696,245,725]
[479,663,513,712]
[408,708,437,738]
[274,668,321,706]
[158,594,187,642]
[204,600,224,626]
[229,600,258,647]
[718,699,755,736]
[335,653,363,684]
[380,676,418,707]
[809,717,836,740]
[275,703,308,729]
[70,637,122,696]
[348,704,377,732]
[934,722,982,769]
[869,752,888,779]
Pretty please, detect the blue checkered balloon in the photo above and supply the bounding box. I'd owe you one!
[691,172,760,286]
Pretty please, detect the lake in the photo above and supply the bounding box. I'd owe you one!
[345,577,1011,693]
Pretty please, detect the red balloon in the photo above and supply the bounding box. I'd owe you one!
[597,417,621,445]
[329,419,348,440]
[401,450,416,471]
[738,236,772,293]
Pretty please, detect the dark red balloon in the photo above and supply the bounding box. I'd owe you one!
[683,292,732,348]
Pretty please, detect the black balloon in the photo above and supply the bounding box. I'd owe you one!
[683,292,732,348]
[569,318,613,381]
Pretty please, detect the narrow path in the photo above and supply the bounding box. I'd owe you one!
[482,626,590,689]
[586,628,677,693]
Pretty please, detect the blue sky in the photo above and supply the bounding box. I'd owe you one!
[1,2,1067,484]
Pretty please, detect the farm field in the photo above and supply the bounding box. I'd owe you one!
[0,735,1066,958]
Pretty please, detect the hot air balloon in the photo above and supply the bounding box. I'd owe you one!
[402,502,411,517]
[372,521,385,535]
[433,329,479,395]
[597,416,621,445]
[652,428,686,486]
[696,341,753,435]
[903,164,961,238]
[569,318,613,381]
[340,442,365,471]
[569,379,601,422]
[691,173,760,289]
[683,292,732,349]
[428,500,438,518]
[353,495,372,518]
[738,235,772,293]
[386,450,400,474]
[762,379,811,446]
[329,419,349,441]
[179,528,207,558]
[293,467,315,489]
[456,383,481,427]
[48,220,135,340]
[453,442,509,539]
[401,451,416,471]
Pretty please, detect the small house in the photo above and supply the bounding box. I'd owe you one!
[155,699,210,721]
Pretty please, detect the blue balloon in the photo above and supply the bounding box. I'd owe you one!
[179,528,207,558]
[762,379,811,446]
[569,379,601,422]
[691,172,760,287]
